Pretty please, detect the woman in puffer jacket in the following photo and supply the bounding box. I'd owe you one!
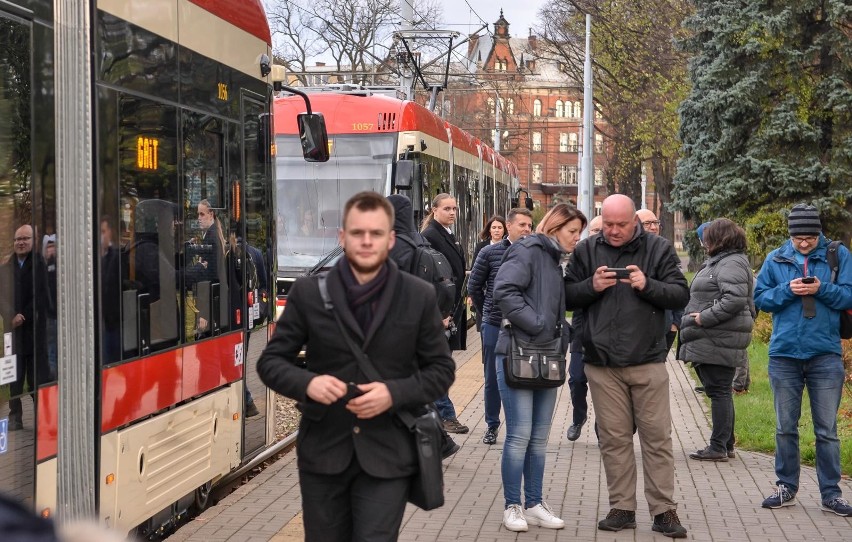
[680,218,755,461]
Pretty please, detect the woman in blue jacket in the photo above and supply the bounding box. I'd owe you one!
[493,203,586,532]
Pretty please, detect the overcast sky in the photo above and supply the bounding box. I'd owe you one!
[436,2,545,40]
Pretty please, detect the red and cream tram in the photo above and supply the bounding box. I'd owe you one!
[0,0,320,536]
[272,88,520,297]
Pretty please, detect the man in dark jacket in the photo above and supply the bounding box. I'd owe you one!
[468,207,532,445]
[257,192,455,541]
[1,225,51,431]
[565,194,689,538]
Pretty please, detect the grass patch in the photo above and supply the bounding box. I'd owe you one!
[693,341,852,476]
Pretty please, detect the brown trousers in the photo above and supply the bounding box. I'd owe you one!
[585,362,677,516]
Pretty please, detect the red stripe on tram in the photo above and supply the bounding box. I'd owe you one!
[188,0,272,45]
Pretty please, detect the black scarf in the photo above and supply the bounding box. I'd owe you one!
[337,258,390,334]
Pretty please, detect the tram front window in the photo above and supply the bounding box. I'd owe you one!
[275,134,394,274]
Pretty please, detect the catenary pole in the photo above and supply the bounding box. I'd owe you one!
[55,0,97,521]
[579,14,595,228]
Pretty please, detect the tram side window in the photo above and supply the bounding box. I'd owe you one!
[183,112,235,339]
[116,97,180,359]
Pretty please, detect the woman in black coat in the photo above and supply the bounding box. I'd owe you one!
[680,218,755,461]
[422,193,468,351]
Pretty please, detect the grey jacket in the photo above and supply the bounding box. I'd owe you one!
[493,234,570,354]
[679,250,755,367]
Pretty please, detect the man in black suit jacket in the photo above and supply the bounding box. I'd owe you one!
[422,193,469,434]
[1,225,50,431]
[257,192,455,542]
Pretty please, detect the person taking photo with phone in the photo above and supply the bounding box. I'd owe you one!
[564,194,689,538]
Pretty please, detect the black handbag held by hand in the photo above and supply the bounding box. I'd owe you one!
[317,273,445,510]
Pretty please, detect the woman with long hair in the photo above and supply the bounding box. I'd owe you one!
[493,203,586,532]
[680,218,754,461]
[473,215,507,265]
[421,193,469,434]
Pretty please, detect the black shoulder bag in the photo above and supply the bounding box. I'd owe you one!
[317,273,445,510]
[501,284,568,389]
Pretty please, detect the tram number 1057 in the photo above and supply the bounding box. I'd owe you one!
[351,122,374,131]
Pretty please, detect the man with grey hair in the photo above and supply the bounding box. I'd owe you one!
[565,194,689,538]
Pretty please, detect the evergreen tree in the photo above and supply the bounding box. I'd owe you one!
[674,0,852,255]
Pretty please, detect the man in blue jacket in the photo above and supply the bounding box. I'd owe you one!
[468,207,533,445]
[754,204,852,516]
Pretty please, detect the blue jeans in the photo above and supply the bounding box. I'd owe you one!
[769,354,845,502]
[481,323,501,429]
[496,354,558,508]
[433,394,457,421]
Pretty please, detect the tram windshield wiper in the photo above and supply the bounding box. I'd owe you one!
[304,245,344,276]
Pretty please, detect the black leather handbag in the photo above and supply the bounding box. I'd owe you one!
[503,324,567,389]
[317,274,445,510]
[501,284,568,389]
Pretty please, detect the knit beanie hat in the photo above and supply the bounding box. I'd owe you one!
[787,204,822,236]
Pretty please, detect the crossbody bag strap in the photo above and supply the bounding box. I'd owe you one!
[316,273,417,429]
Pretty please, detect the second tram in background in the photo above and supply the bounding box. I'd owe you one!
[272,87,520,297]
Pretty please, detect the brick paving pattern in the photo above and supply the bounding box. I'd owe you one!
[168,330,852,541]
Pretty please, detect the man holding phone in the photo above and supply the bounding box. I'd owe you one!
[754,204,852,516]
[257,192,456,541]
[565,194,689,538]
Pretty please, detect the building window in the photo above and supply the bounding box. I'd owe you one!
[594,168,604,186]
[495,59,507,71]
[555,100,564,117]
[532,163,542,183]
[595,133,604,153]
[559,165,578,184]
[532,132,542,152]
[533,99,542,117]
[595,201,602,215]
[572,101,581,118]
[569,132,578,152]
[507,98,514,115]
[559,133,568,152]
[595,105,603,120]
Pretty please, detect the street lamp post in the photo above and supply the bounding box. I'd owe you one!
[640,162,647,210]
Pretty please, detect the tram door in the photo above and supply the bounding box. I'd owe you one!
[0,10,56,505]
[240,94,272,455]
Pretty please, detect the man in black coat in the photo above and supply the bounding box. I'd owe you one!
[257,192,455,542]
[1,225,50,431]
[565,195,689,538]
[421,193,469,434]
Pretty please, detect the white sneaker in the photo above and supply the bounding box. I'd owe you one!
[503,504,528,532]
[525,501,565,529]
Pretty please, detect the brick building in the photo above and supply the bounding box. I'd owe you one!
[440,11,610,212]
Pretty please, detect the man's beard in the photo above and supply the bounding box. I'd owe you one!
[348,256,385,276]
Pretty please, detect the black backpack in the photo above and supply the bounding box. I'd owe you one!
[825,240,852,339]
[397,235,456,318]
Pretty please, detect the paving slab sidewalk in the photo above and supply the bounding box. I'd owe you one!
[168,331,852,541]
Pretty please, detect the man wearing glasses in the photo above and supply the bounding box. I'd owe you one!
[754,204,852,516]
[636,209,682,353]
[1,225,50,431]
